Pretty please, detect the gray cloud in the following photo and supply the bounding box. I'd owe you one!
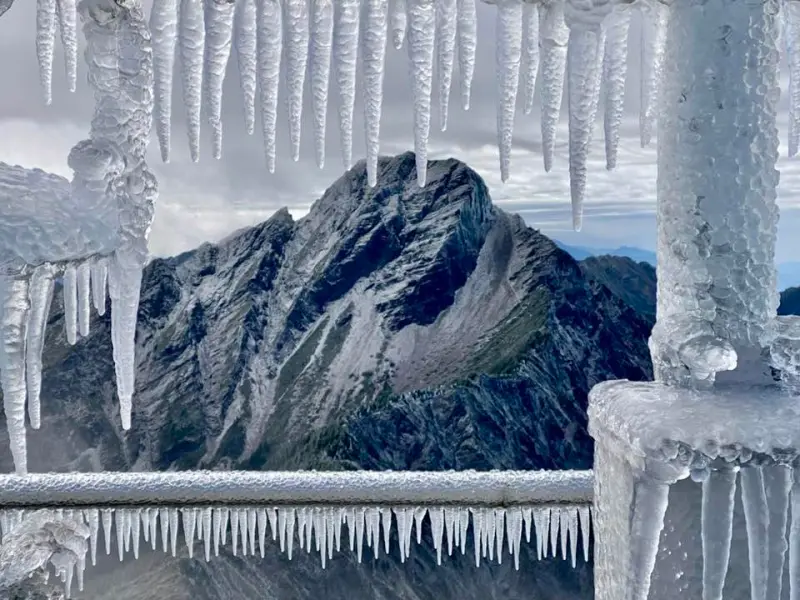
[1,0,800,263]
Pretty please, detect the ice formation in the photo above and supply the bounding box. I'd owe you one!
[0,0,156,475]
[0,502,592,596]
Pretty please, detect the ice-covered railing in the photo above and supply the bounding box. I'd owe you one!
[0,0,156,476]
[0,471,594,597]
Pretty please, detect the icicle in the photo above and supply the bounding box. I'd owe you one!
[267,507,277,541]
[123,510,132,553]
[212,508,222,556]
[114,510,125,561]
[742,467,769,600]
[549,507,560,559]
[332,0,359,170]
[566,17,605,231]
[459,508,469,554]
[366,508,380,558]
[765,466,792,600]
[701,468,738,600]
[415,507,427,546]
[486,507,496,561]
[407,0,435,186]
[578,506,590,562]
[522,507,532,544]
[76,262,90,337]
[284,0,310,161]
[76,554,85,593]
[629,478,670,600]
[257,509,267,557]
[159,508,169,553]
[55,0,77,92]
[456,0,476,109]
[36,0,57,104]
[602,5,630,170]
[310,0,334,168]
[247,508,257,557]
[391,0,407,48]
[231,507,240,555]
[538,0,569,172]
[203,507,213,561]
[204,0,236,159]
[130,509,140,559]
[559,507,569,561]
[362,0,389,186]
[63,265,78,345]
[287,507,297,559]
[495,0,523,183]
[444,508,456,557]
[327,508,337,559]
[297,506,309,550]
[334,508,344,553]
[256,0,282,172]
[149,508,158,550]
[355,507,366,562]
[394,507,412,560]
[235,0,258,135]
[101,510,112,556]
[507,508,522,570]
[436,0,456,131]
[180,0,206,162]
[151,0,179,162]
[1,277,31,475]
[472,508,483,567]
[494,509,506,564]
[787,1,800,156]
[184,508,198,559]
[637,0,667,147]
[277,507,287,553]
[84,509,99,567]
[533,508,546,559]
[238,508,248,554]
[567,506,578,567]
[141,508,151,544]
[108,257,144,431]
[430,507,444,565]
[90,259,107,316]
[169,508,179,557]
[25,265,54,430]
[380,508,392,556]
[318,508,329,568]
[346,508,356,551]
[522,3,539,115]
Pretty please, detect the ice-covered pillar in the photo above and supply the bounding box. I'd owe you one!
[588,1,800,600]
[648,0,781,388]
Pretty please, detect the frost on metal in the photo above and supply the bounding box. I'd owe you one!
[0,0,156,475]
[0,471,593,596]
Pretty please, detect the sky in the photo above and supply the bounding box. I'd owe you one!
[2,1,800,262]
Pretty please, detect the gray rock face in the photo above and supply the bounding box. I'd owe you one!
[0,152,657,598]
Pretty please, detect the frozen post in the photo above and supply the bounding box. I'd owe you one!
[585,0,800,598]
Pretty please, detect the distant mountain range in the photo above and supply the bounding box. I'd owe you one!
[9,152,785,599]
[556,242,800,293]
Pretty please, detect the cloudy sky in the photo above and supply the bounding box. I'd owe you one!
[2,0,800,262]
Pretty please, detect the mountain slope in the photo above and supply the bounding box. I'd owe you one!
[0,152,655,599]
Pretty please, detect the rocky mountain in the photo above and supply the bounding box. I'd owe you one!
[0,152,657,599]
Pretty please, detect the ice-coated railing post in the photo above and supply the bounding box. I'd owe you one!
[648,0,781,389]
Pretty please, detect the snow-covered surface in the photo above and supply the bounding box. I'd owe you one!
[0,470,593,507]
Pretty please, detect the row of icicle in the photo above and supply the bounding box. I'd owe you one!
[28,0,800,229]
[0,504,591,597]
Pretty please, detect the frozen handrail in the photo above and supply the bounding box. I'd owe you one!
[0,470,593,509]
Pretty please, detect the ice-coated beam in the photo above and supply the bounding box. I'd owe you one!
[650,0,781,387]
[0,470,593,509]
[701,467,737,600]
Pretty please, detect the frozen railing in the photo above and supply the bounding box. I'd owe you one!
[0,470,594,597]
